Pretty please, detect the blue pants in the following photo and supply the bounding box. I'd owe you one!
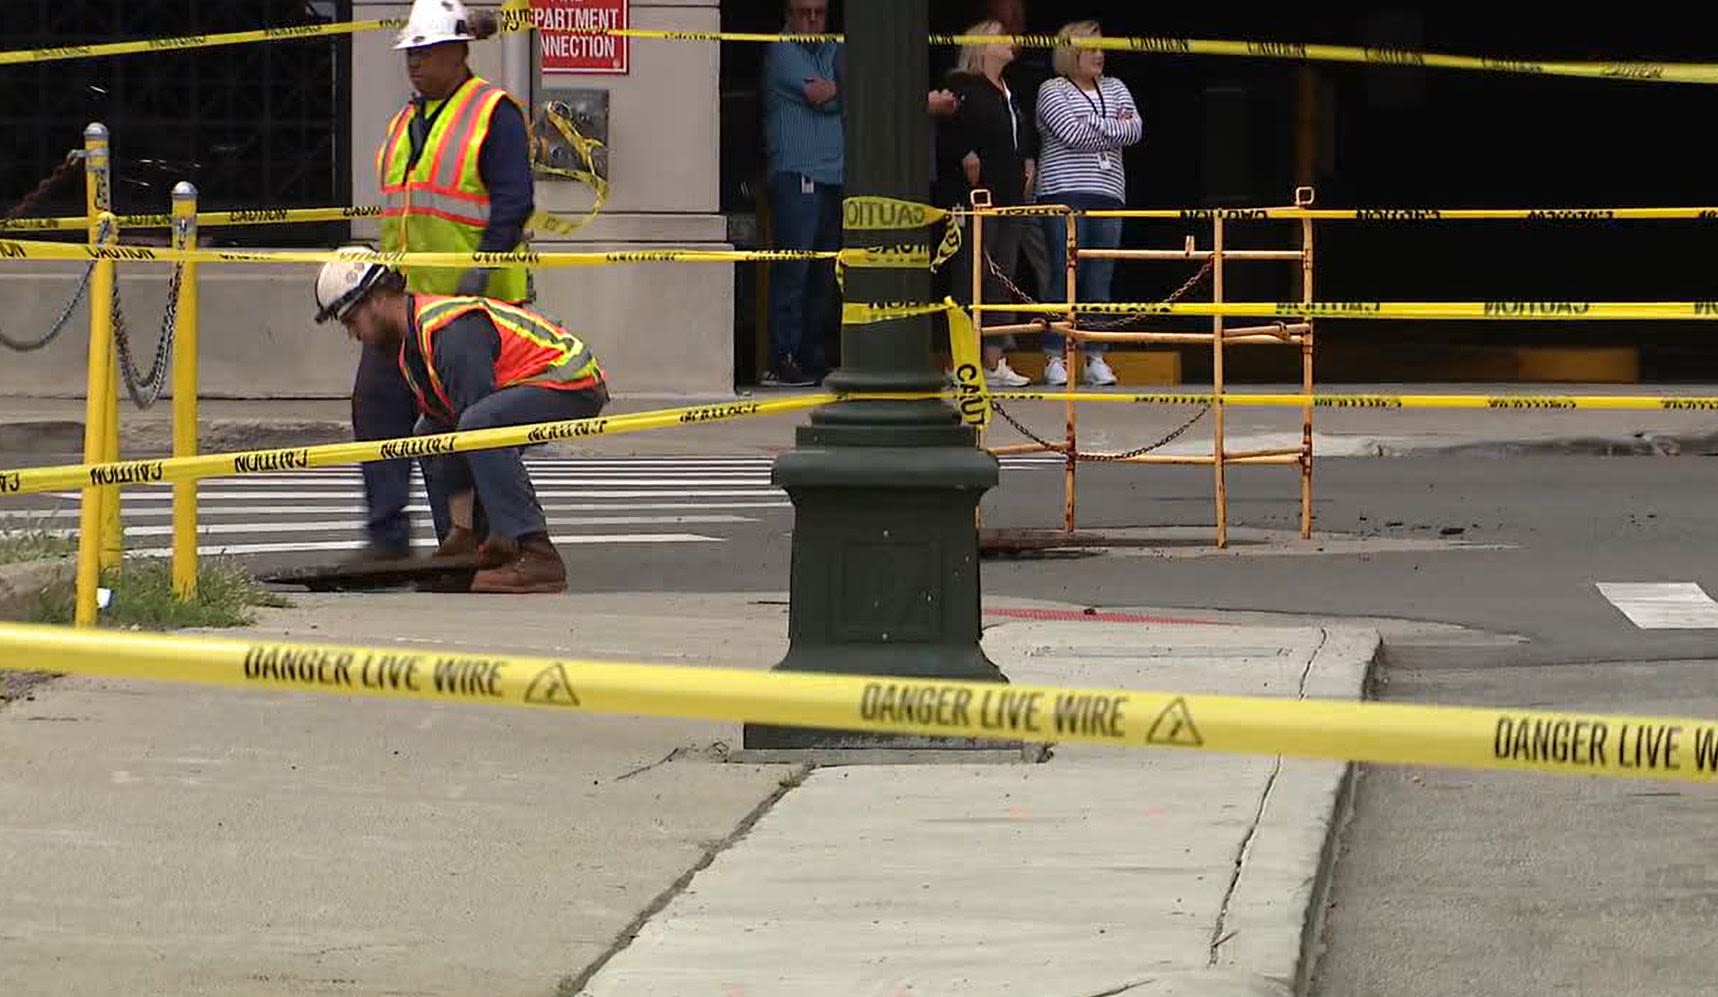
[351,343,418,552]
[1038,192,1126,355]
[766,171,842,372]
[416,384,608,542]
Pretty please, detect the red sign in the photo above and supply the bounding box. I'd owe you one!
[532,0,629,75]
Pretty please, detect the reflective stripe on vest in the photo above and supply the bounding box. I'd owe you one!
[406,295,602,418]
[377,76,527,302]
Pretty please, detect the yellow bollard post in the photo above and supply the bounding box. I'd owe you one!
[170,183,199,600]
[74,123,114,627]
[99,235,123,570]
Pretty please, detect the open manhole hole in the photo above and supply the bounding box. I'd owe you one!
[979,528,1262,558]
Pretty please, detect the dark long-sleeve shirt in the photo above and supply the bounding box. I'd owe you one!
[403,306,501,419]
[474,98,534,252]
[934,71,1039,209]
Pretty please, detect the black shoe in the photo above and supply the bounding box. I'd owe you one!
[761,358,816,387]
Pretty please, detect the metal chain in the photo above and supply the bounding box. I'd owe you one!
[0,152,95,353]
[979,245,1216,460]
[2,150,84,223]
[0,260,95,352]
[111,219,186,409]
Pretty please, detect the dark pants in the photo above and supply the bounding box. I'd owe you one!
[766,171,842,373]
[1038,192,1126,354]
[952,214,1025,347]
[352,343,418,552]
[416,384,609,543]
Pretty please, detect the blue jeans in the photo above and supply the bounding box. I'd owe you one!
[766,171,842,372]
[351,343,418,552]
[416,384,608,543]
[1038,192,1125,355]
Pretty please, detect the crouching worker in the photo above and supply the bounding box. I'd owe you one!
[314,252,609,593]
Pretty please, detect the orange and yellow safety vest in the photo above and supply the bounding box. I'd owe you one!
[401,295,604,420]
[377,75,528,302]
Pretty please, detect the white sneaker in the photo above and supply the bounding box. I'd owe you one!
[986,358,1030,388]
[1083,354,1118,386]
[1043,355,1068,386]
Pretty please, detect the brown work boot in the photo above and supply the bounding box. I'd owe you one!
[470,535,567,594]
[431,526,480,560]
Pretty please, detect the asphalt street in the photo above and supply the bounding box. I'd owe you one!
[4,447,1717,992]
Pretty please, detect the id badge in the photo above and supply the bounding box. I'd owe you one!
[1097,151,1115,171]
[801,174,816,194]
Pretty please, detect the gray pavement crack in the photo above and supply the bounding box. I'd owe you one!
[554,763,812,996]
[1206,627,1327,968]
[1072,978,1158,997]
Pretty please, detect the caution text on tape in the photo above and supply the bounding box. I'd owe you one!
[6,12,1718,89]
[0,622,1714,783]
[0,395,835,498]
[976,300,1718,321]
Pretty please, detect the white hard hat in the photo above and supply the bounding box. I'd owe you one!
[314,249,395,324]
[394,0,478,51]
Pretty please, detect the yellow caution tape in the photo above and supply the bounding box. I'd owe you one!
[944,299,991,431]
[0,395,835,499]
[980,391,1718,412]
[0,0,531,66]
[0,237,857,268]
[527,102,608,237]
[844,197,963,270]
[841,301,957,326]
[4,13,1716,88]
[15,201,1718,235]
[6,387,1717,500]
[0,205,383,233]
[982,301,1718,321]
[0,621,1714,783]
[1080,206,1718,222]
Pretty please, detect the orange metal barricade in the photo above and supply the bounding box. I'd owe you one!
[964,187,1318,549]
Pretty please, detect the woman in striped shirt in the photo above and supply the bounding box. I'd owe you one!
[1033,20,1142,386]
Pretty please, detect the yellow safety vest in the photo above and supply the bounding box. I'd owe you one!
[377,75,529,302]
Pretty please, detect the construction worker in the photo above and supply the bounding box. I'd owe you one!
[314,254,607,595]
[351,0,536,562]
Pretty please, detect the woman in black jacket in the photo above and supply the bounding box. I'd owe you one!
[935,19,1038,386]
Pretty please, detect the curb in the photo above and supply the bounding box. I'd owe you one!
[3,417,1717,460]
[1209,627,1383,996]
[0,557,74,704]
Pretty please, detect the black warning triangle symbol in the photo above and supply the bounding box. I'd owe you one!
[524,663,581,707]
[1145,697,1203,747]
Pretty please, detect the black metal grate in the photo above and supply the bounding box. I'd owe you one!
[1,0,353,246]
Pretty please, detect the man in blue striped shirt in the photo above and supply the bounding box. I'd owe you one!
[761,0,844,386]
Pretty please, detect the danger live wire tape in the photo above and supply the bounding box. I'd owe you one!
[0,622,1714,784]
[0,395,834,499]
[5,9,1718,89]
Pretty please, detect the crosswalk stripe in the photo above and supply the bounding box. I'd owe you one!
[0,501,793,521]
[53,489,786,501]
[38,514,756,539]
[1596,582,1718,629]
[124,533,724,558]
[110,476,776,489]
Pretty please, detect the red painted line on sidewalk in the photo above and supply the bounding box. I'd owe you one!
[983,607,1217,626]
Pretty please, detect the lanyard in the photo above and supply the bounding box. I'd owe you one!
[1075,78,1106,119]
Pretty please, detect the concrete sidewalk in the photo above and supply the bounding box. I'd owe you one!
[0,383,1714,458]
[0,592,1378,995]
